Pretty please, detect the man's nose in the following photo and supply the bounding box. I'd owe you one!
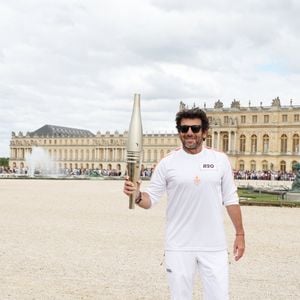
[187,127,194,134]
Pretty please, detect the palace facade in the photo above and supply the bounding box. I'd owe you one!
[9,97,300,173]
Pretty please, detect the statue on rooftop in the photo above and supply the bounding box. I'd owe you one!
[214,99,223,109]
[271,97,281,107]
[231,99,241,109]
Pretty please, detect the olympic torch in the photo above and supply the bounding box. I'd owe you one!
[127,93,143,209]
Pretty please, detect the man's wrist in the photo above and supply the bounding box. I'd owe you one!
[235,232,245,236]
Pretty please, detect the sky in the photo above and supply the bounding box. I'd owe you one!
[1,0,300,156]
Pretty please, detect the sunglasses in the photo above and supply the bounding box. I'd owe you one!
[177,125,202,133]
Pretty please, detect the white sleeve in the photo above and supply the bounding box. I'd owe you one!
[221,154,239,206]
[145,160,167,207]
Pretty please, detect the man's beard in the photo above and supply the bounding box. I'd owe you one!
[181,136,203,150]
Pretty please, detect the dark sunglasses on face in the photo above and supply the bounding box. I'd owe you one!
[177,125,202,133]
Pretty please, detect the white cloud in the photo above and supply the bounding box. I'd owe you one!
[0,0,300,156]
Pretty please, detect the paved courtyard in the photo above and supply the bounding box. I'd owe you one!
[0,179,299,299]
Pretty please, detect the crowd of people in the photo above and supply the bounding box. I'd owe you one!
[233,170,296,181]
[0,165,296,181]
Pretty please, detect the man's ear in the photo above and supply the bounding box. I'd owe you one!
[202,130,208,140]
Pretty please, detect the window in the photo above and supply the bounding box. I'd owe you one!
[292,161,298,170]
[294,114,299,122]
[280,161,286,172]
[206,135,212,148]
[208,117,212,124]
[264,115,269,123]
[282,114,287,122]
[160,150,164,159]
[224,116,229,124]
[250,160,256,171]
[263,135,269,153]
[241,115,246,124]
[251,135,257,153]
[252,115,257,123]
[262,160,268,171]
[147,150,151,162]
[239,160,245,171]
[280,134,288,153]
[222,134,228,152]
[293,134,299,153]
[154,150,158,161]
[239,135,246,152]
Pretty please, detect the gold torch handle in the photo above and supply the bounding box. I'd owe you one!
[128,161,140,209]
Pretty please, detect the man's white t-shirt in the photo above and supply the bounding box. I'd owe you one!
[146,147,239,252]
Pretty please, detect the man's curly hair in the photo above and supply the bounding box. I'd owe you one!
[175,108,209,132]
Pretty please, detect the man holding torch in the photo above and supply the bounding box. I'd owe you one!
[123,107,245,300]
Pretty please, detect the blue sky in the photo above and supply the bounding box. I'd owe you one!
[1,0,300,156]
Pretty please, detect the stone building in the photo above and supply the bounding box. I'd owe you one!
[204,97,300,171]
[9,125,179,174]
[9,97,300,173]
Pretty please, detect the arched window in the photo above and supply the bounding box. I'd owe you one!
[251,135,257,153]
[263,134,269,153]
[160,149,164,159]
[154,150,158,161]
[262,160,268,171]
[291,161,298,170]
[292,134,299,153]
[250,160,256,171]
[280,134,288,153]
[222,134,229,152]
[239,135,246,153]
[239,160,245,171]
[206,135,212,148]
[280,160,286,172]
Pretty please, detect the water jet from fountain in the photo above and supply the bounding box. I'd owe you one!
[25,147,59,177]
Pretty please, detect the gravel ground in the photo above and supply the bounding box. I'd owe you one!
[0,179,299,300]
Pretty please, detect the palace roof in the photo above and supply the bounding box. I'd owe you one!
[29,124,95,138]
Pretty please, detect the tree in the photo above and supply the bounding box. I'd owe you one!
[0,157,9,167]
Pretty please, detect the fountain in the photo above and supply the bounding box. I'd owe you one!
[25,147,59,177]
